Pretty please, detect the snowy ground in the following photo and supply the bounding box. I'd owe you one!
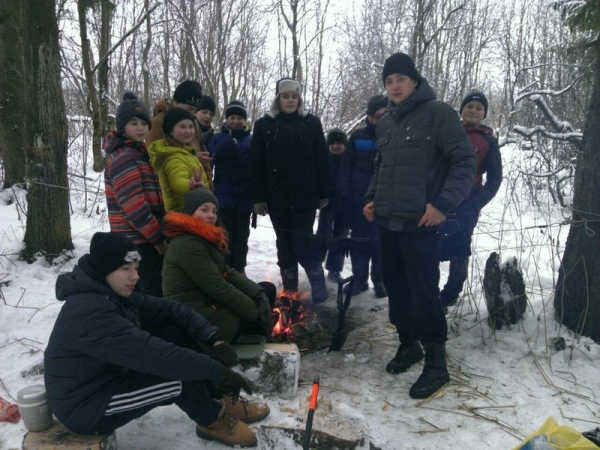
[1,145,599,449]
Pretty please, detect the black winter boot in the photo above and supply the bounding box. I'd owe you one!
[386,340,424,374]
[409,342,450,399]
[373,281,387,298]
[280,266,299,292]
[305,266,328,304]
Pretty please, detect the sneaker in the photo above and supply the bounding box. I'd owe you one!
[224,395,270,423]
[327,271,343,283]
[196,406,257,448]
[343,281,369,296]
[373,282,387,298]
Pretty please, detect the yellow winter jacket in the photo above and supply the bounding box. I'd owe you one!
[148,139,209,212]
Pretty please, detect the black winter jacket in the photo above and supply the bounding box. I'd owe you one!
[44,256,223,434]
[366,78,476,232]
[249,111,328,210]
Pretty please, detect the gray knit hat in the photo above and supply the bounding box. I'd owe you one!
[116,92,152,132]
[225,101,247,120]
[184,187,219,215]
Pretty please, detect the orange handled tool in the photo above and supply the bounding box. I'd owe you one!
[302,376,320,450]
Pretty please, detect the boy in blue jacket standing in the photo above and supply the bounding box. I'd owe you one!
[44,232,268,447]
[209,101,254,273]
[338,95,388,297]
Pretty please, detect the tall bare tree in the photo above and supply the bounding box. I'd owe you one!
[22,0,73,260]
[0,1,26,188]
[555,0,600,341]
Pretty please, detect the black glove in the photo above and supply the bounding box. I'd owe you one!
[216,367,252,401]
[205,330,224,348]
[209,341,238,368]
[256,292,273,337]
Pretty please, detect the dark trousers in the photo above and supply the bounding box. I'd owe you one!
[316,205,348,272]
[219,208,252,272]
[136,243,164,297]
[347,206,382,284]
[92,324,221,434]
[440,207,480,303]
[379,227,447,344]
[269,207,319,271]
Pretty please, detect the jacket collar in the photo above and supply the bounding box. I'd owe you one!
[163,211,228,252]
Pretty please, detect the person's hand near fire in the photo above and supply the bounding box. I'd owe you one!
[256,292,273,337]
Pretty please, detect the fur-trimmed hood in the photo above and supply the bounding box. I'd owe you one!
[163,211,228,252]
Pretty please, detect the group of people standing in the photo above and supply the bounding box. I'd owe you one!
[43,51,501,447]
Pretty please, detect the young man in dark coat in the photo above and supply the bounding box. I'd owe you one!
[439,90,502,309]
[338,95,388,298]
[364,53,476,399]
[249,78,330,304]
[44,232,267,447]
[316,128,349,283]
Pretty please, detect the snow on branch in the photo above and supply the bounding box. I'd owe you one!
[514,72,588,104]
[512,125,583,142]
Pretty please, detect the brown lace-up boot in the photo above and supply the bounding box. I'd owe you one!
[224,395,270,423]
[196,401,257,448]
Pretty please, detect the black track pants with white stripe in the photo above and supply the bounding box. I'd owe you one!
[91,323,222,434]
[92,371,221,434]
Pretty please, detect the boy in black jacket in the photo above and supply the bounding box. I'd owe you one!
[44,232,269,447]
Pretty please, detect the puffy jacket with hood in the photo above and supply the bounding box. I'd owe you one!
[366,78,476,232]
[162,212,263,342]
[148,139,209,212]
[44,255,222,434]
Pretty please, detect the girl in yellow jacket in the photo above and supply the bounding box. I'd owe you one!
[149,108,210,212]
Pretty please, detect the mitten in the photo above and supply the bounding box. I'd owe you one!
[254,202,269,216]
[209,342,238,368]
[256,292,272,325]
[216,367,252,401]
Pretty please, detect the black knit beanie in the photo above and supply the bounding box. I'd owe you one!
[225,101,247,120]
[200,95,217,114]
[184,187,219,215]
[381,53,422,85]
[460,90,489,119]
[173,80,203,109]
[116,92,152,132]
[89,232,141,278]
[367,95,388,116]
[327,128,348,145]
[162,107,196,138]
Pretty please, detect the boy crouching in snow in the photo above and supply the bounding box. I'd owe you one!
[44,232,269,447]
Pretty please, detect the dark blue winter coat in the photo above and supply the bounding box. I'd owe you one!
[326,152,344,209]
[44,256,223,434]
[209,123,253,211]
[338,118,378,207]
[249,111,328,210]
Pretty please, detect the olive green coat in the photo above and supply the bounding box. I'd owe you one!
[162,211,262,342]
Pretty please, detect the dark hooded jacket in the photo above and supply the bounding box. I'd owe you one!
[366,78,476,231]
[44,256,222,434]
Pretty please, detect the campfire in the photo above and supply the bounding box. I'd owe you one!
[271,291,307,341]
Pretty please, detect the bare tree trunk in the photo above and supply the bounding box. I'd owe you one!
[77,0,113,173]
[22,0,73,260]
[0,1,27,187]
[142,0,152,106]
[555,42,600,342]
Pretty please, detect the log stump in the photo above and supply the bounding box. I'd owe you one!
[22,419,116,450]
[483,252,527,330]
